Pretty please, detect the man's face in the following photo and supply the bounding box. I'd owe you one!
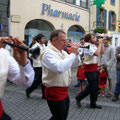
[90,35,95,44]
[40,37,45,44]
[80,40,85,45]
[53,33,67,51]
[103,39,109,46]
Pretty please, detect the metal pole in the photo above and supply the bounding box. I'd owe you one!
[7,0,10,36]
[89,0,92,33]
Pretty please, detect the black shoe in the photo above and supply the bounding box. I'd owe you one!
[112,94,119,101]
[74,84,79,87]
[42,96,46,99]
[86,104,102,109]
[91,104,102,109]
[26,90,30,98]
[75,97,81,107]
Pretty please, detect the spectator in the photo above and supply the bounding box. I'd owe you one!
[74,37,85,87]
[76,58,87,94]
[112,46,120,101]
[98,65,107,97]
[101,36,114,98]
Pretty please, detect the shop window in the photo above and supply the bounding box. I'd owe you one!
[67,25,85,42]
[25,19,54,46]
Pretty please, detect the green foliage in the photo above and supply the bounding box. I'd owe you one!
[94,27,107,34]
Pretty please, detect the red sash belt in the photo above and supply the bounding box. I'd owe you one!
[45,86,68,101]
[84,64,97,72]
[0,99,3,118]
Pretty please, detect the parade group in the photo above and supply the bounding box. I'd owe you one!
[0,29,120,120]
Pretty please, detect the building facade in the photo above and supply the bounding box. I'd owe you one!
[0,0,10,36]
[91,0,120,49]
[9,0,90,45]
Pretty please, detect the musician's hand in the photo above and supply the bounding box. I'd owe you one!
[71,42,80,55]
[98,38,103,44]
[0,37,11,48]
[12,38,28,66]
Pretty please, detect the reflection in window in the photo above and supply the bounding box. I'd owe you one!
[25,19,53,46]
[67,25,84,42]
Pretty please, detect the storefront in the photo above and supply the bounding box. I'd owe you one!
[10,0,89,45]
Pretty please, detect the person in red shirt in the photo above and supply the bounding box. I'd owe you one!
[98,65,107,97]
[76,58,87,94]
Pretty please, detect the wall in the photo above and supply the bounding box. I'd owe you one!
[0,0,9,36]
[10,0,89,40]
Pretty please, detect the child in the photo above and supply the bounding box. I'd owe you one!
[76,58,87,94]
[98,65,107,97]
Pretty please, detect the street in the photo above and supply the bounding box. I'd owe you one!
[2,67,120,120]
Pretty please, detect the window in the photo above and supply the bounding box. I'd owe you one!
[96,8,107,28]
[76,0,80,5]
[66,0,75,4]
[111,0,115,5]
[109,11,116,31]
[100,8,104,27]
[59,0,89,9]
[80,0,88,8]
[25,19,53,46]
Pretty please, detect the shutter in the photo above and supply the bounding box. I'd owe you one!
[114,13,116,30]
[96,7,100,27]
[104,9,107,28]
[109,11,111,30]
[111,0,113,4]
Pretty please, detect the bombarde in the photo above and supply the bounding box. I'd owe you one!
[3,41,40,59]
[79,45,90,49]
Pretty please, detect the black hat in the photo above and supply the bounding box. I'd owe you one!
[104,36,111,41]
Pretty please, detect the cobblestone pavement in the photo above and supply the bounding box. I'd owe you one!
[2,67,120,120]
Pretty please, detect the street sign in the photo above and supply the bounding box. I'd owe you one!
[0,24,2,30]
[94,0,105,8]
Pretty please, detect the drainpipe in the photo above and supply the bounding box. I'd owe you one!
[89,0,92,33]
[7,0,10,36]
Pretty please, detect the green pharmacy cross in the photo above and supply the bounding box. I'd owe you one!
[93,0,105,8]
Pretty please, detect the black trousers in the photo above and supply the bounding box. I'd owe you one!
[47,96,70,120]
[76,71,99,106]
[0,111,12,120]
[26,67,44,97]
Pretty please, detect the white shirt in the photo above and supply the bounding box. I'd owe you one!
[42,50,79,74]
[84,43,97,64]
[6,50,34,87]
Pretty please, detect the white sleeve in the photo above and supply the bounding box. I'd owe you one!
[84,47,96,56]
[41,51,78,74]
[7,55,34,88]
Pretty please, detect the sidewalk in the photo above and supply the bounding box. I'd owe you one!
[2,67,120,120]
